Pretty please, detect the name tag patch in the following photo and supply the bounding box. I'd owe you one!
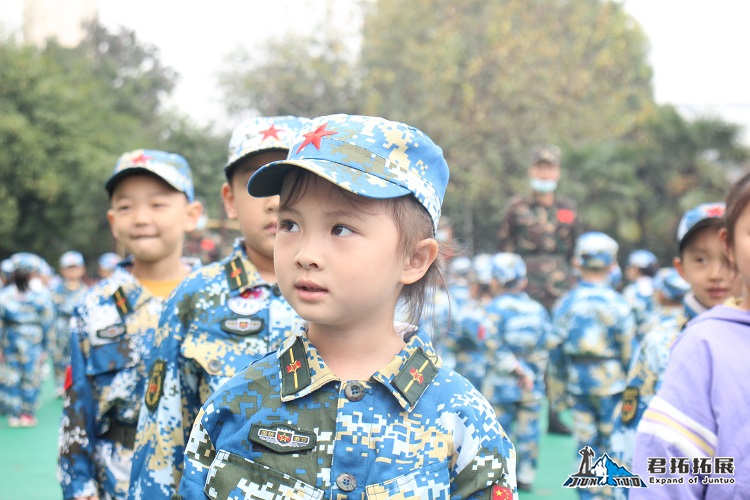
[221,317,265,336]
[249,423,316,453]
[96,324,126,339]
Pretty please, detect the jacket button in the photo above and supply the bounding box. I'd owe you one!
[336,472,357,492]
[272,285,282,296]
[208,359,222,373]
[344,381,365,402]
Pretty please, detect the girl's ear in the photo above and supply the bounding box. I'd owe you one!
[719,227,734,265]
[401,238,439,285]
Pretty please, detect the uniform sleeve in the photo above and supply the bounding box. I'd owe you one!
[497,201,517,252]
[631,332,716,500]
[484,313,521,375]
[449,391,518,499]
[618,308,636,372]
[176,407,216,499]
[130,294,201,500]
[58,306,99,499]
[39,294,56,352]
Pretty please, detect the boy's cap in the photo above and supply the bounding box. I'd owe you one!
[247,114,450,232]
[532,144,561,165]
[491,252,527,286]
[11,252,41,273]
[105,149,194,202]
[60,251,84,268]
[653,267,691,302]
[677,202,725,251]
[225,116,309,173]
[449,256,472,278]
[575,231,619,269]
[98,252,120,271]
[627,249,658,270]
[472,253,493,285]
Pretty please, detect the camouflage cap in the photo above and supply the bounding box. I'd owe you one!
[532,144,561,165]
[59,251,84,268]
[677,202,725,251]
[225,116,309,173]
[574,231,619,269]
[98,252,121,271]
[490,252,527,286]
[472,253,493,285]
[653,267,691,302]
[247,114,450,232]
[106,149,194,202]
[11,252,42,273]
[627,249,658,270]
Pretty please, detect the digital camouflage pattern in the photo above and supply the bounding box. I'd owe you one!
[482,291,551,486]
[224,116,310,172]
[58,259,199,500]
[106,149,195,202]
[129,240,299,499]
[51,280,89,390]
[248,114,450,233]
[610,303,684,476]
[177,324,518,499]
[497,194,580,310]
[0,281,54,417]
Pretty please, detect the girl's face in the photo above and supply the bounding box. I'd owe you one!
[274,174,407,334]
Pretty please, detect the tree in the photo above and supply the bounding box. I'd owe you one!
[359,0,655,250]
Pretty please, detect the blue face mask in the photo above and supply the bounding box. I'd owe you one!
[530,178,557,193]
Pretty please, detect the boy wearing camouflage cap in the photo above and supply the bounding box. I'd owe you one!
[482,252,551,492]
[549,232,635,500]
[129,117,307,499]
[177,114,518,498]
[59,150,203,500]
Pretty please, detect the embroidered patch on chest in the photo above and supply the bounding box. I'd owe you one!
[96,324,126,339]
[227,288,269,316]
[145,358,167,412]
[249,423,316,453]
[620,386,639,425]
[221,317,265,336]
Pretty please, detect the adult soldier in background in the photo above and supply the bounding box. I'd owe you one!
[498,144,581,435]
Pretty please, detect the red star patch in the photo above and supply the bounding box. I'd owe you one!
[296,123,337,153]
[130,152,150,165]
[705,205,725,217]
[260,124,282,141]
[557,208,576,224]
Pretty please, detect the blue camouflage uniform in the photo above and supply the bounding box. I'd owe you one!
[551,232,635,500]
[51,274,89,392]
[129,240,299,499]
[58,258,199,499]
[177,324,518,499]
[0,259,54,420]
[482,253,551,487]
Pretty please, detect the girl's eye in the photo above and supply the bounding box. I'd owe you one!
[332,225,353,236]
[279,219,299,232]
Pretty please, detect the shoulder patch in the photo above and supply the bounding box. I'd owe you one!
[112,287,131,319]
[280,338,311,396]
[225,256,249,291]
[393,347,438,407]
[145,358,167,412]
[221,316,265,336]
[620,386,639,425]
[491,484,513,499]
[249,423,316,453]
[96,324,126,339]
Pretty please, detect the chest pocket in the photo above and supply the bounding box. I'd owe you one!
[183,335,262,380]
[86,333,138,376]
[205,450,324,500]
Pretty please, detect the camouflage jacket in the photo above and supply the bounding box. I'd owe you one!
[58,259,198,500]
[129,240,299,500]
[497,194,580,309]
[177,324,518,499]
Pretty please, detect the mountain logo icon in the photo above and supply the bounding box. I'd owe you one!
[563,447,647,489]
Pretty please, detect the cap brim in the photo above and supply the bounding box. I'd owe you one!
[678,218,722,252]
[224,148,289,173]
[105,168,185,197]
[247,159,411,200]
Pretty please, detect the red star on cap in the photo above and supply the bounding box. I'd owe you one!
[130,152,150,165]
[706,205,725,217]
[259,124,282,141]
[296,123,337,153]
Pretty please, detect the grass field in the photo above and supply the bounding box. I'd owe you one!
[1,369,578,499]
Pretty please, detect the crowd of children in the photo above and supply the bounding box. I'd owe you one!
[2,112,749,500]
